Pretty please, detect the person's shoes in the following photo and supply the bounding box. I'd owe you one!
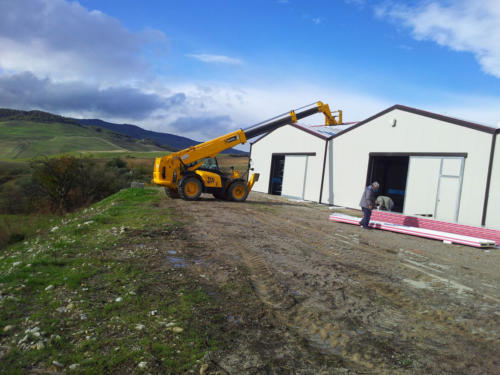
[362,226,371,230]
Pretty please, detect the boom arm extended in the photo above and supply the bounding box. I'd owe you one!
[153,101,341,194]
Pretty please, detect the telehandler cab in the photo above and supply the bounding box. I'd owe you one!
[153,101,341,201]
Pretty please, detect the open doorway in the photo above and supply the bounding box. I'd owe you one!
[366,155,409,212]
[268,155,285,195]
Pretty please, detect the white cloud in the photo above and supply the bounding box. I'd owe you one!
[0,0,166,83]
[142,81,392,142]
[376,0,500,78]
[312,17,323,25]
[187,54,243,65]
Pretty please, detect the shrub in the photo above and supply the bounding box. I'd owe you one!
[30,156,131,213]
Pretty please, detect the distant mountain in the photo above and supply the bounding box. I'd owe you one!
[0,109,169,159]
[75,119,200,151]
[0,108,247,156]
[75,118,247,155]
[0,108,79,125]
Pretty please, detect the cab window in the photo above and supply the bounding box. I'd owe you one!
[200,157,219,170]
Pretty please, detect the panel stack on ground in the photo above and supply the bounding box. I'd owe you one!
[329,213,497,248]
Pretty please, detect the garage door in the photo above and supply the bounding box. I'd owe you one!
[281,155,308,199]
[404,156,464,222]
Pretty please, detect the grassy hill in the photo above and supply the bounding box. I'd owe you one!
[0,108,247,158]
[0,119,169,160]
[0,188,227,373]
[76,118,247,155]
[76,119,202,151]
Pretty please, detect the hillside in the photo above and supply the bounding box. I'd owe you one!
[0,109,247,156]
[2,187,499,373]
[75,118,247,155]
[0,111,170,159]
[76,119,201,151]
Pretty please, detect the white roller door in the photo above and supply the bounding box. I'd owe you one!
[281,155,308,199]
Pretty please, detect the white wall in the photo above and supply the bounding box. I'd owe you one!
[486,134,500,229]
[250,125,326,202]
[324,109,492,226]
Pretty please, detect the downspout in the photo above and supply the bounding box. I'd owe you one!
[318,138,329,203]
[481,131,498,226]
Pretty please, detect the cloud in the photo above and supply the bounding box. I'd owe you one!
[187,54,243,65]
[0,0,166,83]
[312,17,323,25]
[0,72,185,120]
[153,81,392,134]
[376,0,500,78]
[168,115,233,138]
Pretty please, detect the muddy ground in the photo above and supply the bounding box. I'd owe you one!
[165,191,500,374]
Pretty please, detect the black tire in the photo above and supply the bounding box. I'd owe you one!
[164,187,180,199]
[228,180,248,202]
[178,176,203,201]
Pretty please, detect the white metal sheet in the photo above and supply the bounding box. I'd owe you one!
[441,158,462,176]
[404,157,441,216]
[436,176,461,222]
[281,155,308,199]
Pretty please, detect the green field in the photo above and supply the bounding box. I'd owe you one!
[0,120,166,160]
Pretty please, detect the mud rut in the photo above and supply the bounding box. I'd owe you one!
[169,193,500,374]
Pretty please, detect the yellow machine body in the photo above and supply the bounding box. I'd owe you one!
[153,101,340,201]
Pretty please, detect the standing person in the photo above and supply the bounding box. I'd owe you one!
[359,181,379,229]
[376,195,394,211]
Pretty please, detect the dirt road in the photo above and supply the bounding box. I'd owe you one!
[167,191,500,374]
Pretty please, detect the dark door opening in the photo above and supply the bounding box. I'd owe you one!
[366,155,409,213]
[269,155,285,195]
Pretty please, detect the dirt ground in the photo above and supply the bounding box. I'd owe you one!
[165,191,500,374]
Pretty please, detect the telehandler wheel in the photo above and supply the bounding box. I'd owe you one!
[228,181,248,202]
[164,187,180,199]
[178,176,203,201]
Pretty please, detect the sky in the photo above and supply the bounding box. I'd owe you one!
[0,0,499,144]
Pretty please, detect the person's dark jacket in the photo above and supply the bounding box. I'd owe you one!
[359,186,376,209]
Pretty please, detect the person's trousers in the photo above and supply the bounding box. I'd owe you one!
[360,207,372,228]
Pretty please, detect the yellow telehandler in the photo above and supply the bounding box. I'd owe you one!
[153,101,341,201]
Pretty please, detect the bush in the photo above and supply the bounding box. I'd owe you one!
[30,156,131,213]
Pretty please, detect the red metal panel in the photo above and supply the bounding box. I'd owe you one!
[371,211,500,245]
[329,214,496,248]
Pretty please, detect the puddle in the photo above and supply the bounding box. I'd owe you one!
[167,250,177,255]
[168,257,187,268]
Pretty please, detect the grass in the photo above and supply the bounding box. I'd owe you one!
[0,121,165,160]
[0,214,57,250]
[0,188,224,374]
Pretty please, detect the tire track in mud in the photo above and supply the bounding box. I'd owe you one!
[241,209,410,372]
[239,207,500,374]
[173,196,500,374]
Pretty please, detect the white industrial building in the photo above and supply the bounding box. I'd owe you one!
[249,105,500,229]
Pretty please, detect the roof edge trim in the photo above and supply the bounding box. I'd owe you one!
[328,104,497,140]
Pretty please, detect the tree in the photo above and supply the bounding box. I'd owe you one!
[31,156,80,213]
